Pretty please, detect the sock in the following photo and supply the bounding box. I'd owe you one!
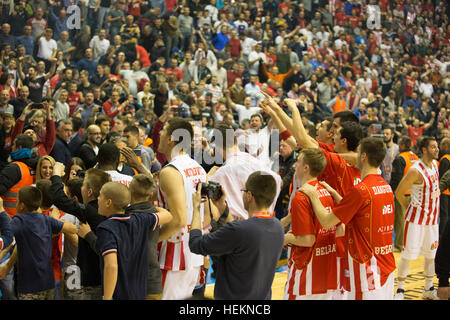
[397,281,405,291]
[424,258,435,290]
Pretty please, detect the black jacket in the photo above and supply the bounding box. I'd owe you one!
[50,135,72,165]
[50,175,105,287]
[78,142,98,169]
[68,133,86,157]
[389,156,406,192]
[0,154,38,196]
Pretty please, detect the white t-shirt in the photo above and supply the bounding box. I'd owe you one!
[37,37,57,60]
[235,104,260,125]
[209,151,282,220]
[105,170,132,187]
[241,37,257,56]
[248,51,266,75]
[120,70,149,96]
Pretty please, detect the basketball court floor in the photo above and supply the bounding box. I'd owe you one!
[204,251,438,300]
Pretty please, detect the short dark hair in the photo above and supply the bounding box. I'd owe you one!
[166,117,194,146]
[85,168,111,198]
[95,114,111,126]
[66,178,83,201]
[18,186,42,212]
[417,136,436,154]
[300,148,327,177]
[245,171,277,208]
[71,116,82,132]
[359,137,386,168]
[36,179,52,209]
[340,121,363,152]
[334,111,359,124]
[14,134,34,149]
[97,143,120,167]
[399,136,412,150]
[123,125,139,136]
[129,174,156,200]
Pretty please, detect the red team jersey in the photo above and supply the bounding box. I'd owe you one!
[318,148,361,197]
[332,174,396,298]
[286,181,338,298]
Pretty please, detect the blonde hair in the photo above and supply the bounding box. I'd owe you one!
[36,155,56,181]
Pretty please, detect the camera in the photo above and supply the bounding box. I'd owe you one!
[197,181,223,200]
[31,103,43,109]
[76,169,85,179]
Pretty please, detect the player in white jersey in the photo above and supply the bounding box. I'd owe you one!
[394,137,440,300]
[157,117,207,300]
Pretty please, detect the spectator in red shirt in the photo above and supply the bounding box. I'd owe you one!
[11,100,56,157]
[102,90,128,121]
[401,115,436,145]
[228,28,242,58]
[165,58,183,82]
[226,62,242,88]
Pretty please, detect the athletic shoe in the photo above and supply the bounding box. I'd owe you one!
[422,287,439,300]
[394,289,405,300]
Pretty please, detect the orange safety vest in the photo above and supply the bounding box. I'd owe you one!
[439,154,450,195]
[398,151,419,195]
[332,97,346,114]
[1,161,35,218]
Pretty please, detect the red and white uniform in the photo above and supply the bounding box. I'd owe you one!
[317,147,361,294]
[402,159,440,261]
[404,160,440,226]
[157,154,207,299]
[157,154,207,271]
[333,174,396,300]
[285,181,338,300]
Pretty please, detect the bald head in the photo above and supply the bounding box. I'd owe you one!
[99,182,131,215]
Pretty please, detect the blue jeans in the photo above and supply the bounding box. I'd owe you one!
[0,268,17,300]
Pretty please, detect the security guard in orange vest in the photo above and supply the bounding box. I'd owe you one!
[327,88,347,114]
[438,137,450,237]
[390,136,419,250]
[0,134,37,218]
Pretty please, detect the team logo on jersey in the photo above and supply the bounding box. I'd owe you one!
[353,177,361,185]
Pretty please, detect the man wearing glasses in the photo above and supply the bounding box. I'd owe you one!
[78,125,102,169]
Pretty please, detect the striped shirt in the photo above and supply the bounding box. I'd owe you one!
[405,160,440,226]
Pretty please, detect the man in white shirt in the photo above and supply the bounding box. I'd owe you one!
[89,28,110,62]
[209,124,281,220]
[418,76,434,98]
[37,28,57,63]
[240,31,257,58]
[225,91,260,125]
[120,60,150,96]
[248,42,266,76]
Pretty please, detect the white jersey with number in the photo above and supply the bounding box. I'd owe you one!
[405,159,440,226]
[157,154,207,271]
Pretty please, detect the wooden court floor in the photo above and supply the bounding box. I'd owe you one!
[204,252,438,300]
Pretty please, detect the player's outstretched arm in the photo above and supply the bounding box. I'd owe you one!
[283,98,318,149]
[158,166,188,242]
[395,168,421,210]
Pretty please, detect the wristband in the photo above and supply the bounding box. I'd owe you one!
[280,130,292,141]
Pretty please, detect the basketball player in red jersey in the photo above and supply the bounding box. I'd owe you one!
[261,93,363,298]
[300,137,396,300]
[394,136,440,300]
[284,148,344,300]
[157,117,208,300]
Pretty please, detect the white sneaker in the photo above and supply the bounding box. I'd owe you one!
[422,287,439,300]
[394,289,405,300]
